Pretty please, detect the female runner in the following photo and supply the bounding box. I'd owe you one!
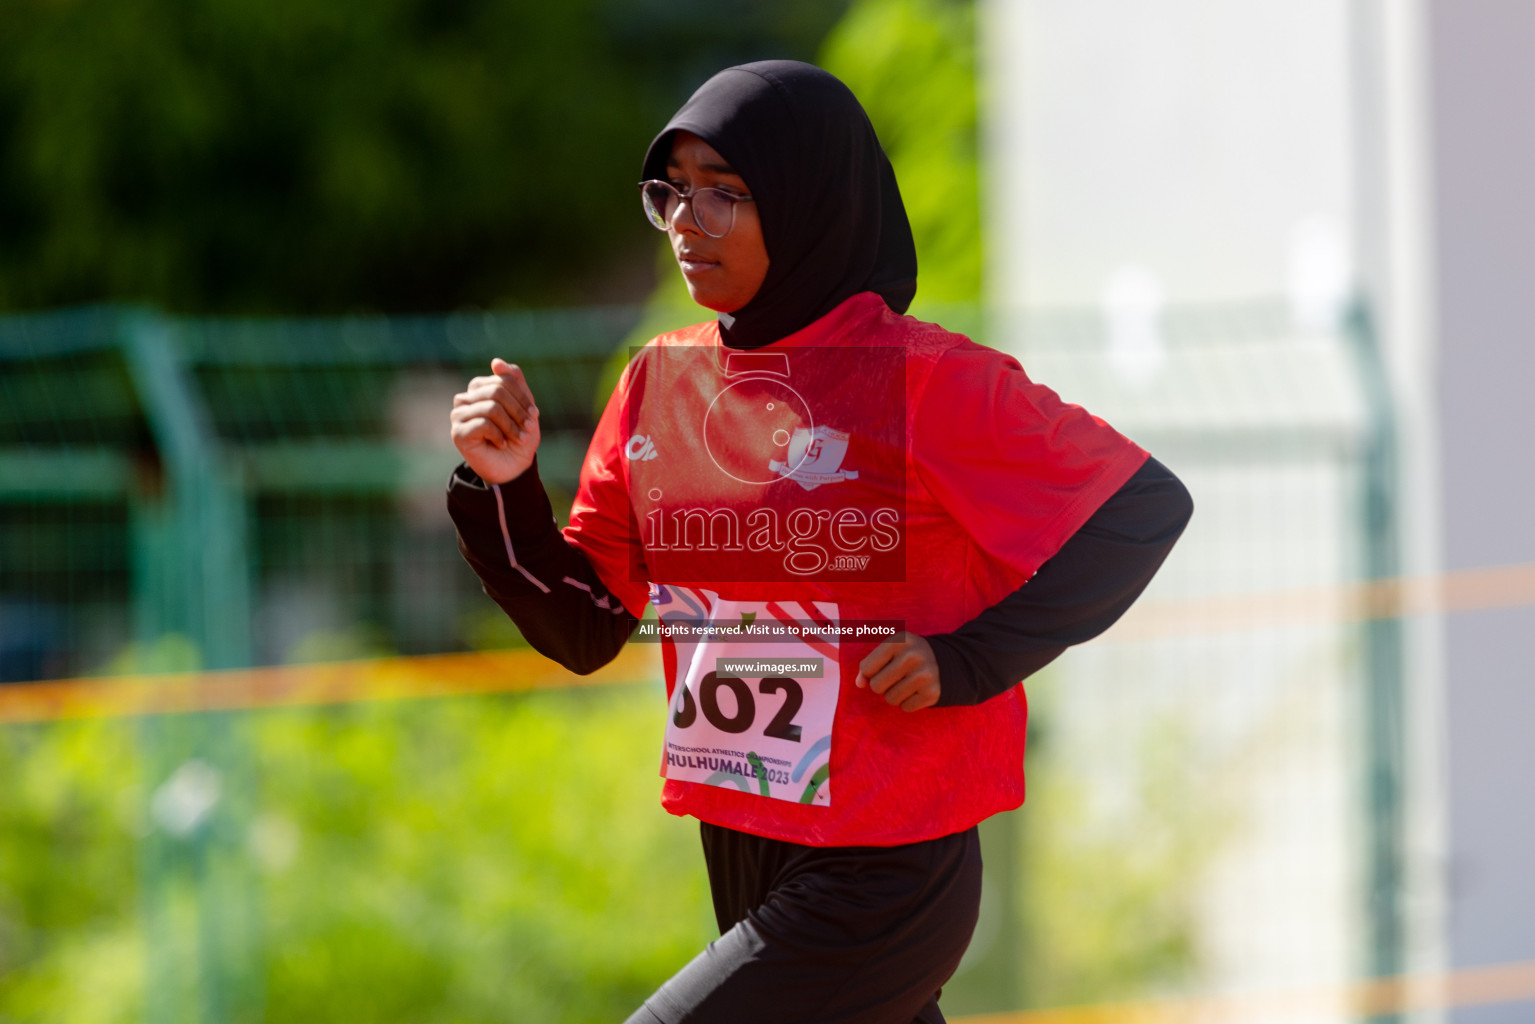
[447,60,1192,1024]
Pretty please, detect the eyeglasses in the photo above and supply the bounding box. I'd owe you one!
[639,180,754,239]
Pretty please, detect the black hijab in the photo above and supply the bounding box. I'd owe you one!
[641,61,917,350]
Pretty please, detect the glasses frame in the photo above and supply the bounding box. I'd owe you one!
[638,180,755,239]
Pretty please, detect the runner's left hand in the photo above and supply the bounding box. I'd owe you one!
[855,633,941,712]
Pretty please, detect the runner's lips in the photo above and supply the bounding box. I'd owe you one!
[678,255,720,275]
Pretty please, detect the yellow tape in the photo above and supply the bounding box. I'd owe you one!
[1110,560,1535,640]
[0,645,659,724]
[953,958,1535,1023]
[3,561,1533,724]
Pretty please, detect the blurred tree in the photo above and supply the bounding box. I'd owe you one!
[1016,712,1229,1008]
[252,690,711,1023]
[0,0,848,314]
[821,0,980,307]
[0,690,712,1023]
[0,717,146,1023]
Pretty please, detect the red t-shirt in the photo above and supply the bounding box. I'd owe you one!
[566,291,1146,846]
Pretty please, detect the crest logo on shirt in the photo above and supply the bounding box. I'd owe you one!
[769,426,859,491]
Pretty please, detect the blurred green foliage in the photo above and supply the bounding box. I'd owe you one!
[1015,691,1235,1008]
[0,716,145,1022]
[0,0,848,314]
[0,687,711,1023]
[822,0,980,307]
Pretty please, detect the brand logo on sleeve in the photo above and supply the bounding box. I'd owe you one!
[626,434,659,461]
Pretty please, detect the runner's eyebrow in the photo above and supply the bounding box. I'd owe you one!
[667,158,743,178]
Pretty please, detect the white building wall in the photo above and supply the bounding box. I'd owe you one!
[982,0,1354,315]
[979,0,1390,1010]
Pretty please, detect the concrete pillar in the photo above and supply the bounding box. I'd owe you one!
[1424,3,1535,1018]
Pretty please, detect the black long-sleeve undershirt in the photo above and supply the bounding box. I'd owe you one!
[448,456,639,674]
[447,456,1192,700]
[927,456,1192,705]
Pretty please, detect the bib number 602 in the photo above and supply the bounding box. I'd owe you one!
[672,673,804,743]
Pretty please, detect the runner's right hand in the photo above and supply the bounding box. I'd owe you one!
[450,358,541,484]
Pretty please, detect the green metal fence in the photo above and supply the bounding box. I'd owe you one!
[1,306,647,1023]
[969,296,1403,1016]
[0,305,639,680]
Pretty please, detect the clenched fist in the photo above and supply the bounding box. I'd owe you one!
[450,358,541,484]
[855,632,942,712]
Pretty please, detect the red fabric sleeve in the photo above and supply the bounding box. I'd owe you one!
[913,340,1149,580]
[564,360,652,619]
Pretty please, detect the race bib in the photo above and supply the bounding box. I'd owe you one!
[655,589,838,806]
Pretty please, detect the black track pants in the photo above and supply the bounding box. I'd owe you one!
[626,823,983,1024]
